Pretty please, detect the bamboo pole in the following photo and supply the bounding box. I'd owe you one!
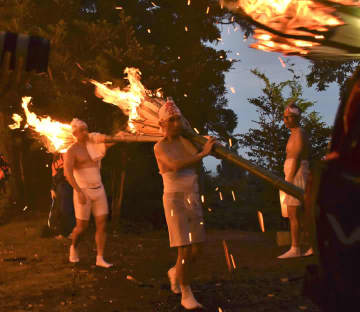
[183,130,305,201]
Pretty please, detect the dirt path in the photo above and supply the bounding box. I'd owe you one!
[0,212,320,312]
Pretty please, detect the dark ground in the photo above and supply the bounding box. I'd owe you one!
[0,210,320,312]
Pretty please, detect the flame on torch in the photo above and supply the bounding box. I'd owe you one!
[11,97,74,153]
[90,68,162,135]
[222,0,349,56]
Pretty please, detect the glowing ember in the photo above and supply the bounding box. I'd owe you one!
[206,6,210,14]
[201,194,205,203]
[230,253,237,269]
[9,114,23,129]
[147,28,151,33]
[12,97,73,153]
[232,190,236,201]
[194,128,200,134]
[219,192,223,201]
[278,56,286,68]
[223,0,346,55]
[187,0,191,5]
[229,138,233,147]
[189,232,192,242]
[171,209,174,217]
[257,210,265,232]
[185,26,189,31]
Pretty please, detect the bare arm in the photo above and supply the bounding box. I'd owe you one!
[154,137,216,172]
[286,131,305,183]
[64,148,82,193]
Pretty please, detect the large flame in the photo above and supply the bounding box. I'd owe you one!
[13,97,74,153]
[223,0,357,55]
[90,68,148,132]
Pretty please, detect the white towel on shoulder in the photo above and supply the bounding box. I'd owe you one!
[86,132,106,162]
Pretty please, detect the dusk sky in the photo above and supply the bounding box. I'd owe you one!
[203,26,340,173]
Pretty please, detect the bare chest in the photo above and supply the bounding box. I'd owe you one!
[73,146,96,168]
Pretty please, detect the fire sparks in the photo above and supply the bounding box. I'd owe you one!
[189,232,192,242]
[206,6,210,14]
[223,0,346,55]
[194,128,200,134]
[147,28,151,33]
[185,26,189,32]
[11,97,74,153]
[201,195,205,203]
[230,253,237,269]
[229,138,233,147]
[232,190,236,201]
[9,114,23,129]
[219,192,223,201]
[278,56,286,68]
[257,210,265,232]
[230,87,236,94]
[187,0,191,5]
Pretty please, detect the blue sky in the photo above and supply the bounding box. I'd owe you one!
[203,26,340,173]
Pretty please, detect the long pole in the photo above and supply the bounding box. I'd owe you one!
[184,131,304,201]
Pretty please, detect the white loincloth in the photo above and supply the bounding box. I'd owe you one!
[279,159,310,216]
[161,169,205,247]
[73,167,108,220]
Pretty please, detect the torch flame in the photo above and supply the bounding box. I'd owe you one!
[15,97,74,153]
[223,0,351,55]
[90,68,149,132]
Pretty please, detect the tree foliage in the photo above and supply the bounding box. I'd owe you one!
[237,69,332,177]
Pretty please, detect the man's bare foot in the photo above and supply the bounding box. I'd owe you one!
[302,248,314,257]
[277,247,301,259]
[96,256,113,268]
[168,267,181,294]
[180,285,203,310]
[69,245,79,263]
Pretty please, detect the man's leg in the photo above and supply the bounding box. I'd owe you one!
[278,205,302,259]
[176,245,202,309]
[69,219,88,262]
[94,214,112,268]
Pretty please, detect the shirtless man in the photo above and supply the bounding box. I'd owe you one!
[278,103,312,259]
[64,119,125,268]
[154,99,216,310]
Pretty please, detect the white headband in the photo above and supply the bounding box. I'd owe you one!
[285,106,300,116]
[158,98,182,123]
[71,118,88,132]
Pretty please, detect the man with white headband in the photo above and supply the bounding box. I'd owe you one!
[154,98,216,310]
[64,118,127,268]
[279,103,312,259]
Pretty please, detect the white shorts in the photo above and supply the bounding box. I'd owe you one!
[73,185,108,221]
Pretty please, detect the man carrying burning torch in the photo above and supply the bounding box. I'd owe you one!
[64,118,131,268]
[154,99,216,310]
[278,103,312,259]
